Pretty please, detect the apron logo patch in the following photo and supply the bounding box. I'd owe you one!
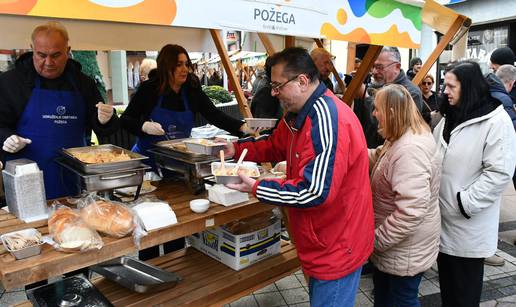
[42,106,77,125]
[56,106,66,115]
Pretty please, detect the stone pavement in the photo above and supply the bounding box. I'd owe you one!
[2,185,516,306]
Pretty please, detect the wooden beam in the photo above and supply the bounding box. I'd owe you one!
[257,32,276,55]
[412,15,467,86]
[284,36,296,48]
[314,38,346,94]
[210,29,252,118]
[342,45,383,106]
[347,42,357,74]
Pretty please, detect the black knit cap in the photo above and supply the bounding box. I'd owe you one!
[490,47,515,65]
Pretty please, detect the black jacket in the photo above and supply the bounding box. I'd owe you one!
[486,73,516,130]
[0,52,119,158]
[121,74,244,137]
[250,84,283,134]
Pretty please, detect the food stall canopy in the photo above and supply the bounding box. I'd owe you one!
[0,0,438,49]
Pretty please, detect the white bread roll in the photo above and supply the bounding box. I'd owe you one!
[80,200,134,237]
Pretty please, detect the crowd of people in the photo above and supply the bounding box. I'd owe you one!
[1,21,516,306]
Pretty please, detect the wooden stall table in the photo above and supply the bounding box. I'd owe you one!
[0,179,300,306]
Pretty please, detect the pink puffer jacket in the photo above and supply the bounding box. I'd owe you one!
[368,130,441,276]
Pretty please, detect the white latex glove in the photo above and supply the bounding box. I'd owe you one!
[96,102,114,125]
[239,122,255,135]
[142,121,165,136]
[2,135,32,153]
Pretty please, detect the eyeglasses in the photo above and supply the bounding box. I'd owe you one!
[421,81,433,86]
[373,62,398,71]
[270,74,300,93]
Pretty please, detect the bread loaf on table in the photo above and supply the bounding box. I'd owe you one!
[80,200,135,237]
[48,206,103,252]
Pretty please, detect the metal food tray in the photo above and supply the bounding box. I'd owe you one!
[61,144,148,174]
[90,256,181,293]
[155,138,214,162]
[184,139,226,155]
[56,157,150,192]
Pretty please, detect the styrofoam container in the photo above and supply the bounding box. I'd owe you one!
[208,184,249,206]
[184,139,226,155]
[215,135,239,142]
[0,228,43,260]
[211,162,260,184]
[244,118,278,129]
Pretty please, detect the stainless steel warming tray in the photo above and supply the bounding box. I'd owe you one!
[155,138,213,162]
[56,157,150,192]
[61,144,148,174]
[90,256,181,293]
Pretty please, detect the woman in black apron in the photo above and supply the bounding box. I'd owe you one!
[121,44,252,260]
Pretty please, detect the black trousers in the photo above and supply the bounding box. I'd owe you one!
[139,238,185,261]
[437,252,484,307]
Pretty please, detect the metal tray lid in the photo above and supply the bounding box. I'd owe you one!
[90,256,181,293]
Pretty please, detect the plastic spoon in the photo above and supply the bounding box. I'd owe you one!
[231,148,248,175]
[219,150,226,175]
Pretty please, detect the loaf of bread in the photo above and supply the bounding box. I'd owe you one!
[48,206,103,252]
[80,200,135,238]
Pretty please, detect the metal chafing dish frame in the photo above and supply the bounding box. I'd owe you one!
[147,139,223,194]
[61,144,148,174]
[56,157,150,200]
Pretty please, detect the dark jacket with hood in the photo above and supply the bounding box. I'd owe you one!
[0,52,119,159]
[486,73,516,130]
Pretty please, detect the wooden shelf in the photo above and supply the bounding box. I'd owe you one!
[93,241,300,307]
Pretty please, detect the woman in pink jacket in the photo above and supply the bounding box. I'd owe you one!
[369,84,441,306]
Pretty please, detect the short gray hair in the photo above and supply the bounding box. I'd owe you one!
[31,21,69,43]
[496,64,516,83]
[381,46,401,63]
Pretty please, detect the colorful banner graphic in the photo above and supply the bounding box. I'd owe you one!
[0,0,423,48]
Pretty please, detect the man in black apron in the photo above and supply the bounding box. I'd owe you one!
[0,21,119,200]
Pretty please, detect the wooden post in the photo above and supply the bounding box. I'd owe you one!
[284,36,296,48]
[257,32,276,55]
[314,38,346,94]
[210,29,252,119]
[412,15,467,85]
[347,42,357,74]
[342,45,383,106]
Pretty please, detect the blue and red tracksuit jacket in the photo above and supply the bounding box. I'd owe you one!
[234,83,374,280]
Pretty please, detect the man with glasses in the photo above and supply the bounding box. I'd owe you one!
[356,47,428,147]
[372,47,423,112]
[223,47,374,307]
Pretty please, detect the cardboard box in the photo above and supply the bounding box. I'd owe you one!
[187,219,281,271]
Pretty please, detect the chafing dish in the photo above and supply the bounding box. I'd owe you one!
[90,256,181,293]
[56,157,150,198]
[61,144,148,174]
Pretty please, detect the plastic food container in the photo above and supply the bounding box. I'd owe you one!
[0,228,43,260]
[184,139,226,155]
[244,118,278,129]
[190,199,210,213]
[211,162,260,184]
[214,135,239,142]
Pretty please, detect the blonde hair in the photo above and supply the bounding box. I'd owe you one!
[139,58,157,81]
[31,21,69,43]
[375,84,429,141]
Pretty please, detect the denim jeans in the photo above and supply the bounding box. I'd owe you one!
[308,266,362,307]
[373,267,423,307]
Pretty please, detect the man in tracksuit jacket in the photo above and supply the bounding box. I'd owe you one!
[225,47,374,307]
